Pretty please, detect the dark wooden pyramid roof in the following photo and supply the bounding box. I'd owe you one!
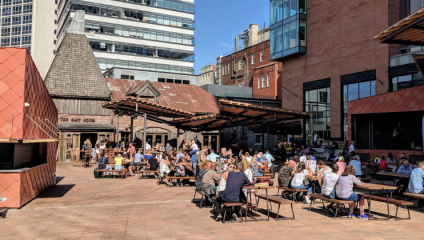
[44,34,111,100]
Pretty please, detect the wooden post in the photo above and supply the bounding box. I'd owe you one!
[267,126,270,152]
[116,115,119,143]
[143,113,147,155]
[130,116,134,143]
[262,131,265,152]
[177,128,180,151]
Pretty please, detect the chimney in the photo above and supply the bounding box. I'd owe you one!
[68,10,85,34]
[248,24,258,47]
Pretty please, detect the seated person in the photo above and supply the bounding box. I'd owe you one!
[336,156,347,176]
[133,149,143,170]
[123,152,134,177]
[113,154,125,178]
[217,163,236,194]
[379,156,387,172]
[290,162,312,203]
[195,160,212,191]
[320,164,339,214]
[278,158,296,188]
[214,162,251,221]
[336,165,367,219]
[397,159,413,194]
[201,162,221,199]
[144,149,153,159]
[149,153,159,171]
[262,150,276,179]
[98,152,108,170]
[250,157,263,177]
[348,154,363,177]
[408,160,424,206]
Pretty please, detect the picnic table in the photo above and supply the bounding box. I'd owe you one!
[242,185,274,222]
[376,172,410,184]
[354,183,398,220]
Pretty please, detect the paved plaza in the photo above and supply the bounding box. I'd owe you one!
[1,162,424,240]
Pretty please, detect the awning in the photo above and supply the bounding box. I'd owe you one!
[58,123,116,132]
[374,7,424,45]
[102,96,194,118]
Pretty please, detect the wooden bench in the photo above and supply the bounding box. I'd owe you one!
[309,194,354,219]
[222,202,243,223]
[167,176,195,187]
[255,176,271,179]
[255,194,295,220]
[138,170,159,179]
[357,193,414,220]
[94,169,127,179]
[400,192,424,209]
[276,187,308,203]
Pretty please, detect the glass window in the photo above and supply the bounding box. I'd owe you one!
[359,81,371,99]
[2,7,11,16]
[22,14,32,24]
[347,83,358,101]
[260,49,264,62]
[11,36,20,46]
[21,25,31,34]
[12,5,21,14]
[258,76,260,89]
[267,74,270,87]
[238,60,242,70]
[398,74,413,90]
[21,35,31,44]
[11,26,20,35]
[305,87,331,140]
[251,53,255,65]
[262,75,266,88]
[23,4,32,13]
[1,27,11,36]
[289,21,297,48]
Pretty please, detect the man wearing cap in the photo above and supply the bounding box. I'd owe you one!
[278,158,296,187]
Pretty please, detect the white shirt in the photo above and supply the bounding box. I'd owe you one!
[244,169,253,182]
[310,160,317,173]
[349,144,355,153]
[322,171,339,195]
[245,157,252,163]
[191,144,198,151]
[291,169,309,187]
[145,143,151,150]
[314,134,318,142]
[299,156,307,162]
[348,160,362,176]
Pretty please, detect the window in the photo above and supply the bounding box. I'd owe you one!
[11,26,20,35]
[258,76,260,89]
[260,49,264,62]
[22,15,32,24]
[21,35,31,44]
[11,36,20,46]
[2,17,11,26]
[343,80,376,139]
[1,27,10,36]
[23,4,32,13]
[305,87,331,140]
[261,75,265,88]
[12,16,21,25]
[238,60,242,70]
[392,73,424,91]
[270,19,307,60]
[267,74,270,87]
[251,53,255,65]
[255,134,262,145]
[12,5,22,14]
[354,112,423,150]
[121,75,134,80]
[21,25,31,34]
[1,38,10,46]
[2,7,11,16]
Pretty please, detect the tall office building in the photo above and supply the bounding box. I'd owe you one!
[56,0,196,84]
[0,0,56,78]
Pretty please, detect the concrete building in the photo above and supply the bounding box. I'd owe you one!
[56,0,196,83]
[0,0,56,78]
[268,0,424,142]
[196,64,216,86]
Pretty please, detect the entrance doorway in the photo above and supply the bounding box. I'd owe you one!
[80,133,98,148]
[202,134,219,153]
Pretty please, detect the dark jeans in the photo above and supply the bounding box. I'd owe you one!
[396,178,409,194]
[214,189,247,215]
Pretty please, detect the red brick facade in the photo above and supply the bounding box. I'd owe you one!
[221,40,282,99]
[275,1,401,139]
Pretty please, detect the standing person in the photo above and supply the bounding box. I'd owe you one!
[278,158,296,187]
[336,166,367,219]
[213,162,251,221]
[313,132,318,148]
[349,141,355,154]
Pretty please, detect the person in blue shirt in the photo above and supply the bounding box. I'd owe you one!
[408,161,424,206]
[397,159,413,194]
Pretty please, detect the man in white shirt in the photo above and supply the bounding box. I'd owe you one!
[145,142,151,150]
[349,141,355,153]
[299,152,307,162]
[321,164,340,213]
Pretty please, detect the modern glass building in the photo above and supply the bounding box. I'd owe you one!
[0,0,56,78]
[269,0,306,61]
[56,0,196,83]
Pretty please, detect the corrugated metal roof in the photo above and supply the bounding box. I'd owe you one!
[105,78,219,114]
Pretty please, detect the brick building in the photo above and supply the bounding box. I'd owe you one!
[267,0,424,143]
[220,24,282,100]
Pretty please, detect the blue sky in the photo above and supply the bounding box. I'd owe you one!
[193,0,269,74]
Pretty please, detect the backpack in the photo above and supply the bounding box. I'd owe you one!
[195,169,210,191]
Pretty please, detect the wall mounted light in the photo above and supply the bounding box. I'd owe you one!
[24,102,30,107]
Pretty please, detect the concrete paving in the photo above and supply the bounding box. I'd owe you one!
[1,162,423,240]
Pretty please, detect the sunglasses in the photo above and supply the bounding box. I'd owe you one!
[229,166,234,168]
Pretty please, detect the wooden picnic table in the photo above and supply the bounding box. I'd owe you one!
[376,172,410,185]
[354,183,398,219]
[242,185,275,222]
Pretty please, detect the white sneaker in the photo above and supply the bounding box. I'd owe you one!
[0,197,7,202]
[303,196,311,204]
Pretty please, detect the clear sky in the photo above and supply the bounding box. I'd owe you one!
[193,0,270,74]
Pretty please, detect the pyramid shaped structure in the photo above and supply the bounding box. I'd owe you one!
[44,34,111,100]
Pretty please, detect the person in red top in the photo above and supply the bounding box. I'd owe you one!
[379,156,388,171]
[128,143,136,155]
